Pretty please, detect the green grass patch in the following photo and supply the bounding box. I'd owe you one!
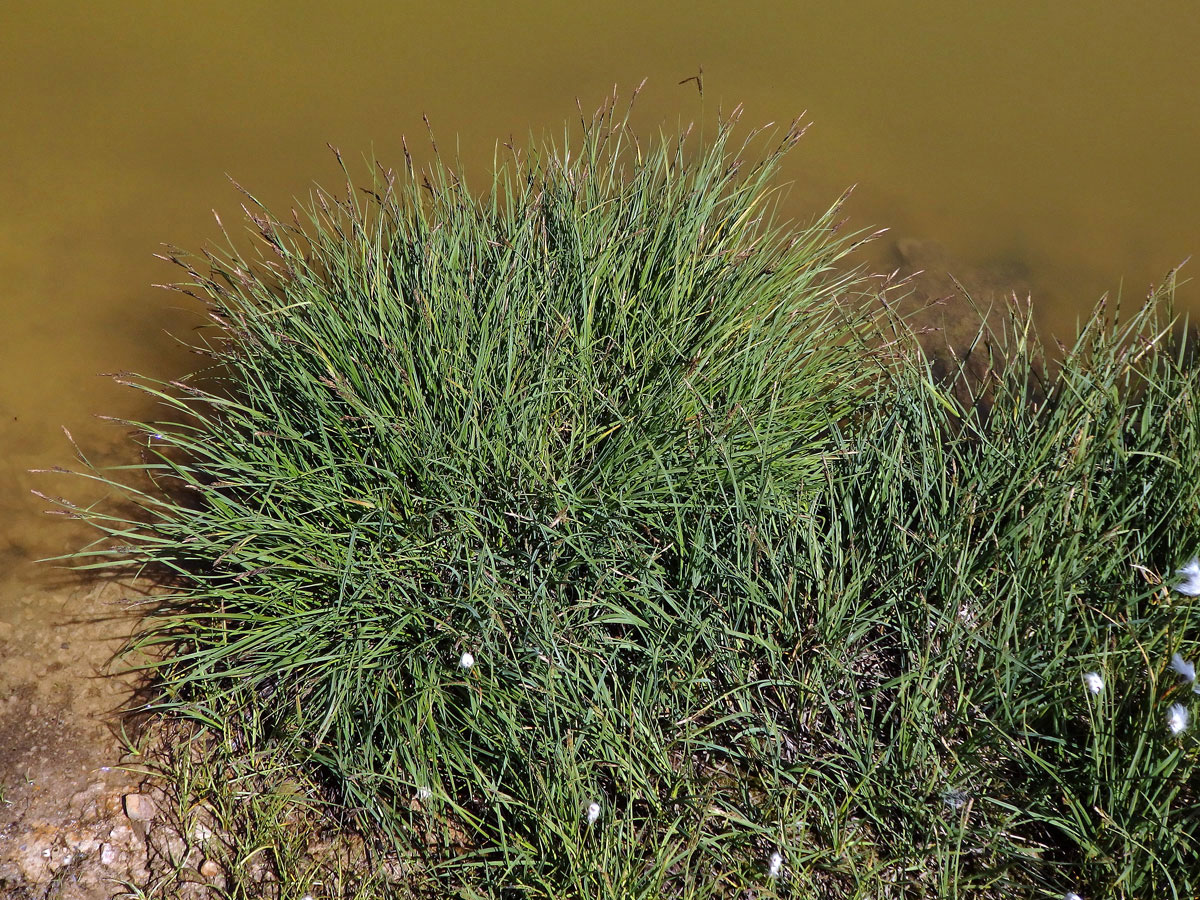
[53,99,1200,898]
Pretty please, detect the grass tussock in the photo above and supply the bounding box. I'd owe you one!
[52,96,1200,898]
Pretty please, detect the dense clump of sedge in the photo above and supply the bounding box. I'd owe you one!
[50,92,1200,898]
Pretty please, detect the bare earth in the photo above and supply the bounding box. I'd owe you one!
[0,577,150,898]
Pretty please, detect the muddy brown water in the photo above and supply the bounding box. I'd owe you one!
[1,2,1199,886]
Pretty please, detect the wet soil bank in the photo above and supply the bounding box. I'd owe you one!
[0,578,149,897]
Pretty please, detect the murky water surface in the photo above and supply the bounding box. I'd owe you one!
[3,1,1199,600]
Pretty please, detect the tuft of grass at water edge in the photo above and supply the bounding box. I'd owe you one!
[45,93,1200,897]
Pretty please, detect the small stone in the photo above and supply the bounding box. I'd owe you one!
[157,831,187,862]
[199,859,223,879]
[100,842,117,865]
[124,792,155,821]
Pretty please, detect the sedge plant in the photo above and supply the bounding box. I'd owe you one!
[47,93,1200,897]
[785,285,1200,898]
[55,98,881,897]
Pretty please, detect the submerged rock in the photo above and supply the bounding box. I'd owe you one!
[887,236,1032,350]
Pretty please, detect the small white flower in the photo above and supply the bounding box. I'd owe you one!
[1170,652,1196,684]
[459,651,475,670]
[1082,672,1104,695]
[1065,892,1083,900]
[1175,556,1200,596]
[1167,702,1190,736]
[586,801,600,826]
[415,785,432,801]
[767,850,784,880]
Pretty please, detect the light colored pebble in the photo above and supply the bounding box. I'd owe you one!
[199,858,223,879]
[123,792,155,821]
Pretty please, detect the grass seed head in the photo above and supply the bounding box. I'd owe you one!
[1174,556,1200,595]
[1167,702,1191,736]
[1169,652,1196,684]
[768,850,784,879]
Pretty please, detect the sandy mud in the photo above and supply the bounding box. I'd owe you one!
[0,576,153,898]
